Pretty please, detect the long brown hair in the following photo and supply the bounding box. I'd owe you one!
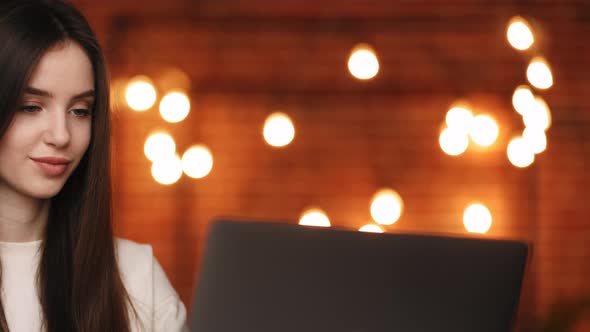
[0,1,133,331]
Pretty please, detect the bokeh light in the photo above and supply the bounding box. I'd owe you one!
[370,188,403,226]
[160,90,191,123]
[512,85,536,116]
[527,57,553,89]
[263,112,295,147]
[125,76,157,111]
[507,137,535,168]
[468,115,499,147]
[445,106,473,134]
[359,224,384,233]
[299,208,331,227]
[522,96,551,131]
[463,203,492,234]
[347,43,380,80]
[181,145,213,179]
[507,16,535,51]
[151,154,183,185]
[439,127,469,156]
[522,127,547,154]
[144,132,176,162]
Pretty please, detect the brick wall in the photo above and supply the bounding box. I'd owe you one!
[73,0,590,328]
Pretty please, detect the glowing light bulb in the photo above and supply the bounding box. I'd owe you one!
[522,127,547,154]
[512,85,536,116]
[507,137,535,168]
[469,115,499,147]
[347,43,379,80]
[370,189,403,225]
[522,96,551,131]
[144,132,176,162]
[507,17,535,51]
[151,154,183,185]
[125,76,157,111]
[299,208,331,227]
[527,57,553,89]
[439,127,469,156]
[359,224,384,233]
[159,90,190,123]
[263,112,295,147]
[445,106,473,134]
[181,145,213,179]
[463,203,492,234]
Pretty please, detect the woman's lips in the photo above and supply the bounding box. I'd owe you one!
[30,157,71,177]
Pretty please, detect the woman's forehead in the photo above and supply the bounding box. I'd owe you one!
[26,41,94,99]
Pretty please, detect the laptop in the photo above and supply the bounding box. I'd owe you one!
[190,219,529,332]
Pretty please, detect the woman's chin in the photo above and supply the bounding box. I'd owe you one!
[28,191,61,200]
[25,183,66,200]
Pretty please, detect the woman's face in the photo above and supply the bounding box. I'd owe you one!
[0,41,94,200]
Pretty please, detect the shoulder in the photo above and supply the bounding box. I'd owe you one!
[115,238,154,293]
[114,238,154,310]
[115,238,153,276]
[115,238,189,332]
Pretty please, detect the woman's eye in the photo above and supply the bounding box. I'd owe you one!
[19,105,41,113]
[70,109,92,117]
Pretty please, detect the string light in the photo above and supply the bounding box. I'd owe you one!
[263,112,295,147]
[507,16,535,51]
[445,106,474,133]
[160,90,191,123]
[507,137,535,168]
[522,96,551,131]
[522,127,547,154]
[347,43,380,80]
[181,145,213,179]
[299,208,331,227]
[439,127,469,156]
[370,189,403,225]
[125,76,157,111]
[144,132,176,162]
[359,224,384,233]
[468,115,499,147]
[512,85,536,115]
[151,154,183,185]
[527,57,553,89]
[463,203,492,234]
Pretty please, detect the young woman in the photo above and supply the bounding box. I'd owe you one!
[0,0,188,331]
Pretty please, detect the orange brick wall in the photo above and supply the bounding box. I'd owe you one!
[73,0,590,328]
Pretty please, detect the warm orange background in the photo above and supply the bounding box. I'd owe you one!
[71,0,590,329]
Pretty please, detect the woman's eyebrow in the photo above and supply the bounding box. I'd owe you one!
[24,86,95,99]
[72,90,95,100]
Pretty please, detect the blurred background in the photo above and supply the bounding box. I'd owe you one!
[71,0,589,330]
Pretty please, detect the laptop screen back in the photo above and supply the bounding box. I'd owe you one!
[191,220,528,332]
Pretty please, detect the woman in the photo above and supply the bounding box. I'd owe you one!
[0,0,188,331]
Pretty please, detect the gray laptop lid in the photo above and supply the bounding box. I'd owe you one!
[191,219,528,332]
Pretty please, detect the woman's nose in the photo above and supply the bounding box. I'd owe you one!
[43,112,71,148]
